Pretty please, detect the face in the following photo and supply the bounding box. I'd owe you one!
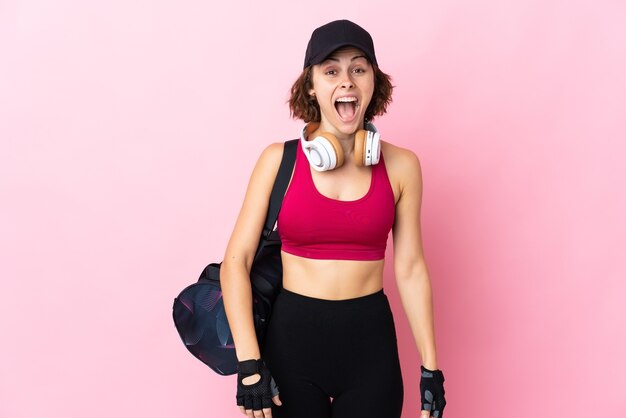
[309,47,375,138]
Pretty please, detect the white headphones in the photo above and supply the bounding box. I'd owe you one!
[300,122,381,172]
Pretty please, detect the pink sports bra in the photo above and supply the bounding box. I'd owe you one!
[277,139,396,261]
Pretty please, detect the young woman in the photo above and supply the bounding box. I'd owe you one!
[220,20,447,418]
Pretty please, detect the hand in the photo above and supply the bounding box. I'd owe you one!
[236,359,282,418]
[419,365,446,418]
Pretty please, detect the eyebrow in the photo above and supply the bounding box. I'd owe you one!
[321,55,368,64]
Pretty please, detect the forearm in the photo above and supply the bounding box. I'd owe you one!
[220,259,261,361]
[396,272,438,370]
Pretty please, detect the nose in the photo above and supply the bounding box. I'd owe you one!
[339,72,354,88]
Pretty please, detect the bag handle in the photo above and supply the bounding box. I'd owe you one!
[255,139,298,258]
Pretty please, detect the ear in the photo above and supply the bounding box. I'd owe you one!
[308,89,315,97]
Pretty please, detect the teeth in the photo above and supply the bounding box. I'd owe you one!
[335,97,358,103]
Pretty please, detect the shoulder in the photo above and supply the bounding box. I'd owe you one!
[259,141,285,166]
[252,142,286,180]
[380,140,423,194]
[381,140,421,171]
[239,141,288,200]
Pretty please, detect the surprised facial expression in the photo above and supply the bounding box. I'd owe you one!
[309,47,375,138]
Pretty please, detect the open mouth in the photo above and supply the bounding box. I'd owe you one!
[334,96,359,122]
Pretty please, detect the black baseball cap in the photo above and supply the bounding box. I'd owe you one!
[303,20,378,69]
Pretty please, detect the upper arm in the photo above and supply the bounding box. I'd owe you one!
[222,142,284,271]
[392,149,428,279]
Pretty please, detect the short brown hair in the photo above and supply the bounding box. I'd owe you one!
[288,64,394,123]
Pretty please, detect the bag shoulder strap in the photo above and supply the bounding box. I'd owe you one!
[256,139,298,254]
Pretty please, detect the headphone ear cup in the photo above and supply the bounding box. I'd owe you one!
[354,129,381,166]
[368,130,381,165]
[317,132,344,169]
[354,129,367,166]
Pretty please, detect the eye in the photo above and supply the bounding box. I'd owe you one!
[352,67,366,74]
[324,69,337,75]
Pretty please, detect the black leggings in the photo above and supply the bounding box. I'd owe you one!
[262,287,404,418]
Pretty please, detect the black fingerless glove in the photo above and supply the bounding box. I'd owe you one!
[420,365,447,418]
[236,359,280,411]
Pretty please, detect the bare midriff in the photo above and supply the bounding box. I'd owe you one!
[281,250,385,300]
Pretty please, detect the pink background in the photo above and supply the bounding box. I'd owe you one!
[1,1,625,417]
